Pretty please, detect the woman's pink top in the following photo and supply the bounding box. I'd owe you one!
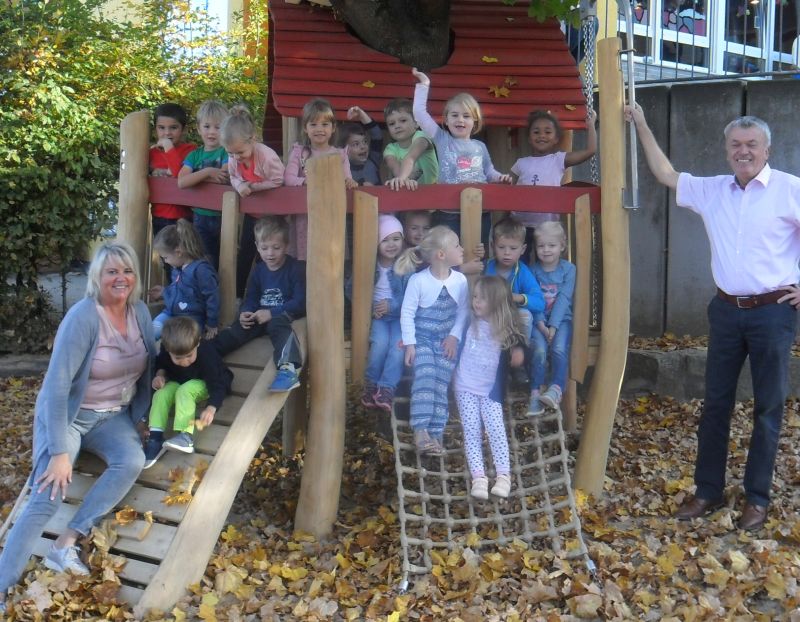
[81,305,148,410]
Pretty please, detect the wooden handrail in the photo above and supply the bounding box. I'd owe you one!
[148,177,601,215]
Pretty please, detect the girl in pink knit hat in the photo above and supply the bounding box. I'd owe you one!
[360,215,411,412]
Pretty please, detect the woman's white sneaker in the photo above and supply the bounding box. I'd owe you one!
[44,544,89,575]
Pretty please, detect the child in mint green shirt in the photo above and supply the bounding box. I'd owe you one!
[382,98,439,190]
[178,100,230,269]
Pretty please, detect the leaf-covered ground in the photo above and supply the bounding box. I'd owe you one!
[2,375,800,621]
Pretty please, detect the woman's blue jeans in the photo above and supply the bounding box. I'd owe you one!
[0,408,144,593]
[365,316,404,389]
[530,320,572,391]
[695,296,796,507]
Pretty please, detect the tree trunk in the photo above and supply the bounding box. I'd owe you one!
[330,0,452,70]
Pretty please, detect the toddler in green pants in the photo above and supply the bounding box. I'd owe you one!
[143,317,233,468]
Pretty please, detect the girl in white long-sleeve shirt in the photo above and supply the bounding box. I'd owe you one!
[397,226,469,456]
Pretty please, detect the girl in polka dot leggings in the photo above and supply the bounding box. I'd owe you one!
[453,276,527,500]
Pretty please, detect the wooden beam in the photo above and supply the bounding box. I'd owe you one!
[574,37,630,495]
[117,111,151,275]
[294,154,347,537]
[282,321,309,457]
[460,188,483,264]
[350,191,379,383]
[570,194,592,384]
[563,194,592,433]
[219,191,239,327]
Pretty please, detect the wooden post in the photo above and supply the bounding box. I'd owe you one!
[283,322,309,457]
[117,111,151,276]
[219,191,239,327]
[282,367,309,457]
[574,37,630,495]
[350,191,379,383]
[460,188,483,266]
[282,117,299,161]
[294,154,347,537]
[563,194,592,432]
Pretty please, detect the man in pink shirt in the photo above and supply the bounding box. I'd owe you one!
[626,103,800,531]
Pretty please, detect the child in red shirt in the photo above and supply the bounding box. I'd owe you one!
[149,103,196,236]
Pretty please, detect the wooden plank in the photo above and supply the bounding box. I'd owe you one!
[223,336,273,369]
[119,584,144,605]
[231,367,262,397]
[66,474,187,524]
[570,195,592,383]
[350,191,379,383]
[575,37,631,495]
[31,538,160,587]
[42,503,176,562]
[460,188,483,287]
[75,452,212,492]
[219,191,239,328]
[193,423,227,455]
[214,395,246,426]
[135,346,306,614]
[282,321,309,457]
[148,180,601,219]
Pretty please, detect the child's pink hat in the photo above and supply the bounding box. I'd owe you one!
[378,215,404,242]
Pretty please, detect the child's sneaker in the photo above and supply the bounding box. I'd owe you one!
[163,431,194,454]
[529,392,544,416]
[540,385,563,409]
[44,544,90,575]
[491,474,512,498]
[360,381,377,408]
[373,386,395,413]
[143,431,165,469]
[470,477,489,501]
[270,364,301,392]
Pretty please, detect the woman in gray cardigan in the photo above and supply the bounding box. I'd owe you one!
[0,243,155,610]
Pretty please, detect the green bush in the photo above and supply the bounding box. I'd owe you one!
[0,0,267,349]
[0,284,59,354]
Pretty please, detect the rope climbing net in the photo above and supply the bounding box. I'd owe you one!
[391,394,593,588]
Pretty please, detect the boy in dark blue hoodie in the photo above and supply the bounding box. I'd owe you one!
[213,215,306,392]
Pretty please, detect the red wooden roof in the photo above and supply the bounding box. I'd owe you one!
[269,0,587,130]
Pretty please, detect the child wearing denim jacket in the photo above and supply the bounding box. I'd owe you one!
[529,221,576,414]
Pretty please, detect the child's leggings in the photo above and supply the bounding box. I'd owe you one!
[149,380,208,434]
[455,391,510,478]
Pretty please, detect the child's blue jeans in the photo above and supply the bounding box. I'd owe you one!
[193,213,222,271]
[365,316,404,389]
[530,320,572,391]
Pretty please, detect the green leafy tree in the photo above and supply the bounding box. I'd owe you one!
[0,0,267,352]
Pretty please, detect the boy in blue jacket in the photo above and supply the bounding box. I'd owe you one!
[484,217,545,336]
[213,216,306,392]
[484,217,545,387]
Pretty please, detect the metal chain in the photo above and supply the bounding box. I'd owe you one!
[581,17,600,185]
[581,16,602,328]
